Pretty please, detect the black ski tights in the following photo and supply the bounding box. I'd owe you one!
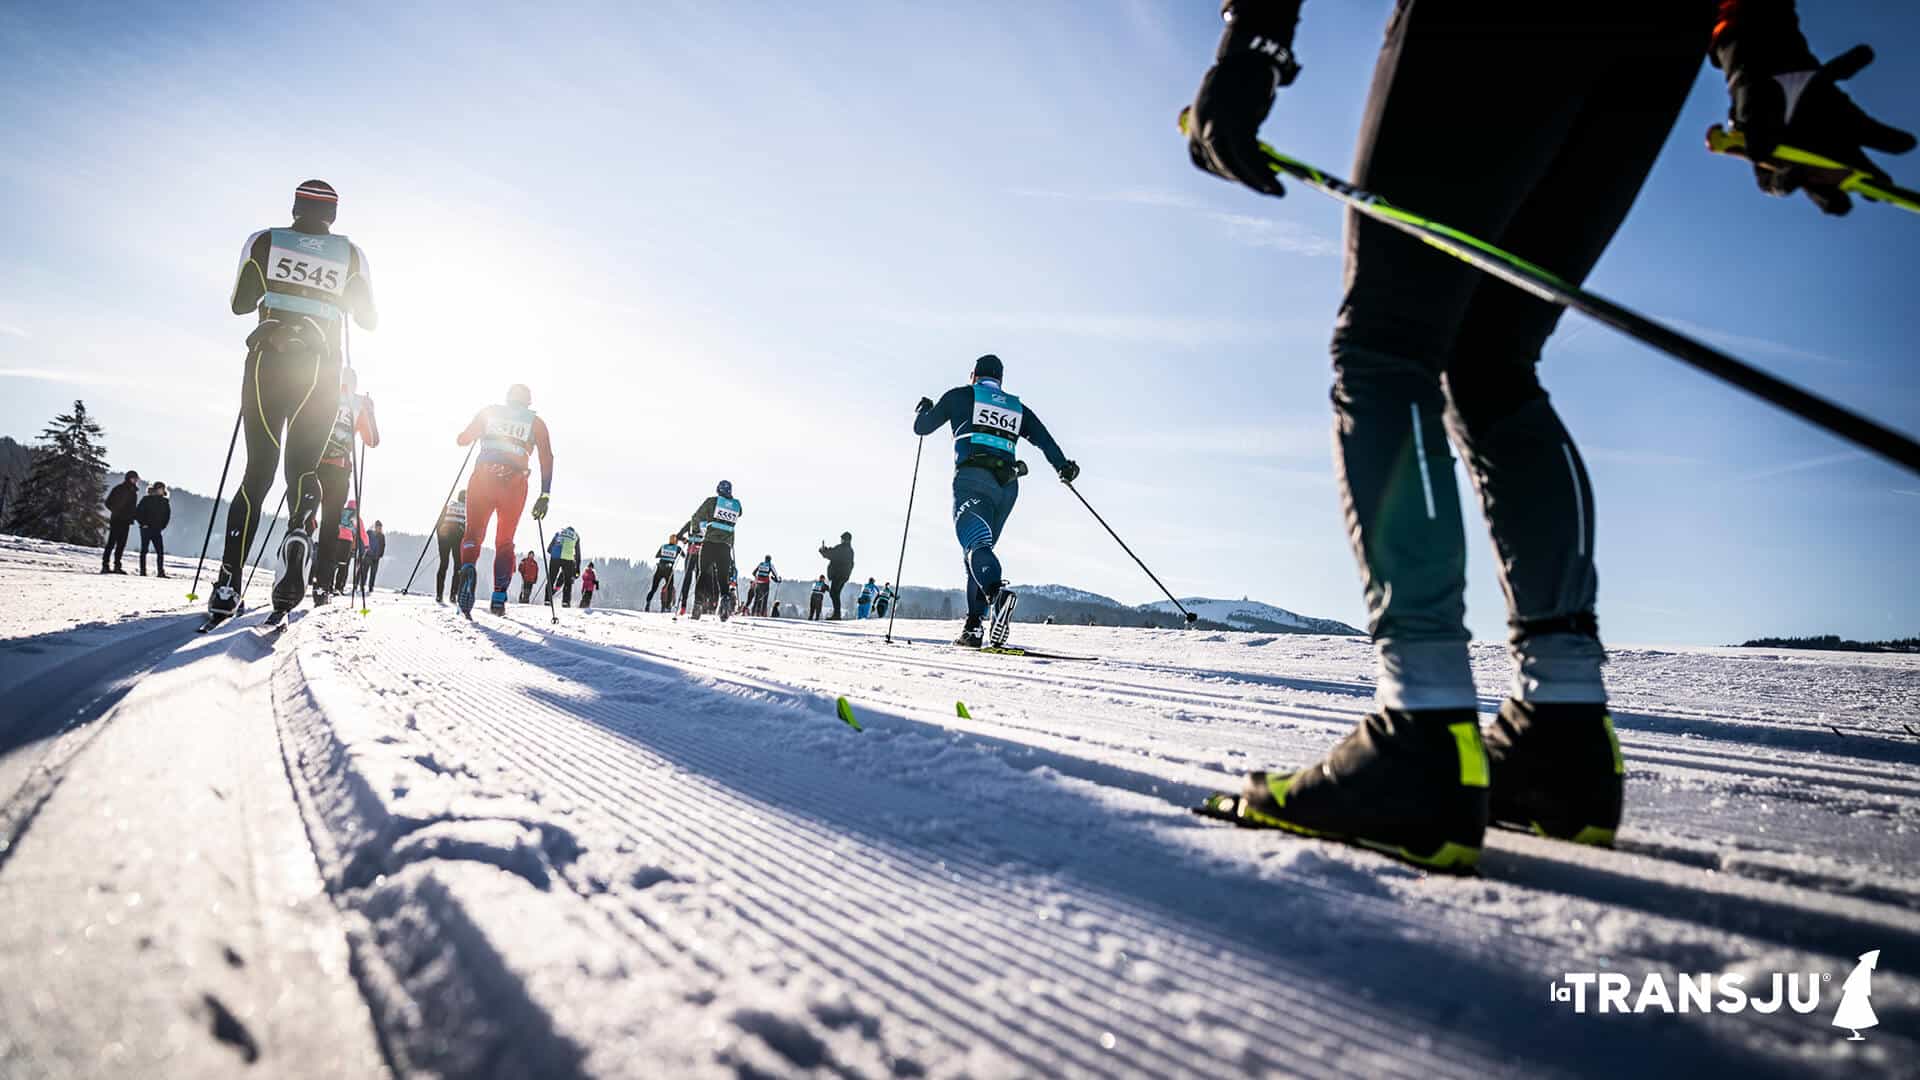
[217,321,339,591]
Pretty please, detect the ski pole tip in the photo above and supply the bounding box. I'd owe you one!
[835,696,863,732]
[956,701,971,719]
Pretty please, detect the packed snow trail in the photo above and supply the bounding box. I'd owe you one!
[303,595,1915,1076]
[3,536,1916,1077]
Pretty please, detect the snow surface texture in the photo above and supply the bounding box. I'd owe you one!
[1,535,1917,1078]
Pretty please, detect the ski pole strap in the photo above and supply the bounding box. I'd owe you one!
[1706,125,1920,215]
[1173,109,1920,477]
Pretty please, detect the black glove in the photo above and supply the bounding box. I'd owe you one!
[531,493,550,521]
[915,396,934,414]
[1187,11,1300,197]
[1057,461,1080,484]
[1723,44,1916,215]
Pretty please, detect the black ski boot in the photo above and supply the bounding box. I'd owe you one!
[273,530,311,613]
[200,584,243,632]
[987,589,1018,648]
[1483,699,1624,846]
[954,618,985,648]
[455,564,478,618]
[1206,708,1489,874]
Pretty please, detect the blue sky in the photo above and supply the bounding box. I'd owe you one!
[2,1,1916,645]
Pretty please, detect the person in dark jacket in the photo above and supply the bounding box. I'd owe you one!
[808,575,828,620]
[434,490,468,604]
[102,470,140,574]
[135,480,172,577]
[355,521,385,592]
[817,531,854,619]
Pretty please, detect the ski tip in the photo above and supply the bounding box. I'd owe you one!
[955,701,971,719]
[835,696,863,732]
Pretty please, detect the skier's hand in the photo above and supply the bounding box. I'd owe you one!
[1187,29,1298,197]
[915,396,934,414]
[1725,45,1916,215]
[531,493,550,521]
[1057,461,1080,484]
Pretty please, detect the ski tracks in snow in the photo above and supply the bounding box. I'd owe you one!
[286,599,1918,1078]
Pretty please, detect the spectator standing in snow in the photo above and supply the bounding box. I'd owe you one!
[101,470,140,574]
[580,563,599,609]
[809,575,828,620]
[518,550,540,604]
[356,520,385,592]
[135,481,171,577]
[818,531,854,619]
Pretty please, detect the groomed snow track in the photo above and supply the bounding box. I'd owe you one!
[264,594,1918,1078]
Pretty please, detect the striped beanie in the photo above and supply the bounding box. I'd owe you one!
[292,179,338,224]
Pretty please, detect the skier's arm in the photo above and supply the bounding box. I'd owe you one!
[532,416,555,493]
[912,387,969,437]
[1188,1,1305,197]
[681,496,717,540]
[1019,406,1072,472]
[230,230,270,317]
[455,411,487,447]
[346,244,378,331]
[358,395,380,448]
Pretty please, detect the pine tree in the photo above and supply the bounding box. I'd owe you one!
[3,400,111,546]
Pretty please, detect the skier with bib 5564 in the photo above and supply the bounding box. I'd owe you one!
[1183,0,1913,871]
[454,384,554,616]
[913,354,1077,649]
[205,180,377,629]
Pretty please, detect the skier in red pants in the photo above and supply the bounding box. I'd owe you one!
[453,384,554,616]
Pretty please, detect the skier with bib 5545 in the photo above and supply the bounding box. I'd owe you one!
[680,482,742,620]
[205,180,377,629]
[454,384,554,616]
[1183,0,1913,871]
[913,354,1077,649]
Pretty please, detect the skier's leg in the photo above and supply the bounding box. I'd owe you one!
[489,477,527,595]
[829,575,847,619]
[952,469,1007,622]
[311,463,349,590]
[218,342,291,596]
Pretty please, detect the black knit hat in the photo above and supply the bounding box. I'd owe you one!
[292,179,338,224]
[972,353,1004,380]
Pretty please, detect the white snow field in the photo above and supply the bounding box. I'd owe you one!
[1,534,1916,1078]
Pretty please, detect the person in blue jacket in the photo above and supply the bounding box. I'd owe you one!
[856,578,879,620]
[913,354,1077,648]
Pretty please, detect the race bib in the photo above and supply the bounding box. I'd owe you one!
[712,505,740,524]
[485,416,533,442]
[972,399,1022,438]
[266,236,349,295]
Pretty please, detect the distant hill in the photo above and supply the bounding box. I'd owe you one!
[1141,597,1363,637]
[1738,634,1920,654]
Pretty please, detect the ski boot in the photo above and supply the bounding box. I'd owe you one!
[272,530,311,614]
[489,591,508,616]
[954,618,984,648]
[312,587,332,607]
[1208,708,1489,874]
[987,589,1018,648]
[1483,699,1624,846]
[455,564,478,617]
[199,584,243,633]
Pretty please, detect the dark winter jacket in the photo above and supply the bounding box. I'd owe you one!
[818,539,854,577]
[135,493,171,531]
[368,529,386,558]
[105,480,139,523]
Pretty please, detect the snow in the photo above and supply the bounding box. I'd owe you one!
[1143,596,1364,636]
[2,534,1917,1077]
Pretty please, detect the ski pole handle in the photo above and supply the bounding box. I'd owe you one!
[1705,125,1920,215]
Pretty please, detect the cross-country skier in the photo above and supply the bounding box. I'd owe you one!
[875,582,895,619]
[679,481,741,619]
[310,367,379,604]
[206,180,377,628]
[646,533,682,611]
[677,522,706,616]
[518,550,540,604]
[547,525,582,606]
[913,354,1076,648]
[817,532,854,619]
[856,578,878,620]
[580,563,598,609]
[750,555,779,616]
[433,490,467,604]
[1183,0,1913,871]
[809,575,828,620]
[326,499,363,593]
[454,384,554,616]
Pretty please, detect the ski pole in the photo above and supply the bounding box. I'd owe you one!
[187,408,243,601]
[343,320,372,614]
[884,434,925,645]
[400,443,476,595]
[1063,479,1196,625]
[1176,110,1920,477]
[534,518,559,625]
[1706,125,1920,216]
[242,488,288,596]
[351,444,370,614]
